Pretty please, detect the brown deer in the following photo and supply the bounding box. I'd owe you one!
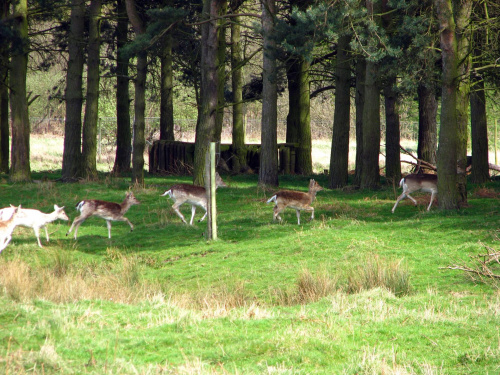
[161,173,227,225]
[267,179,323,225]
[392,173,438,213]
[0,205,69,248]
[0,205,21,253]
[66,192,140,239]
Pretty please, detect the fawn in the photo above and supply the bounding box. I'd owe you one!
[267,179,323,225]
[0,205,69,248]
[392,173,438,213]
[66,192,140,239]
[0,205,21,253]
[161,173,227,225]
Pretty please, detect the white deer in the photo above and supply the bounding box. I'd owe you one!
[66,192,140,239]
[161,173,227,225]
[267,179,324,225]
[392,173,438,213]
[0,205,21,253]
[0,204,69,248]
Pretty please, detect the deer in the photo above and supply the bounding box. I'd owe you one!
[66,192,140,239]
[161,173,227,225]
[392,173,438,213]
[0,205,21,253]
[0,205,69,248]
[266,179,324,225]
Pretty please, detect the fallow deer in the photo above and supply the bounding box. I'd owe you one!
[392,173,438,213]
[267,179,323,225]
[0,205,69,248]
[161,173,227,225]
[66,192,140,239]
[0,205,21,253]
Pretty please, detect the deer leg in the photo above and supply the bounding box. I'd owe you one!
[392,193,409,213]
[190,205,197,225]
[172,203,188,224]
[198,208,208,224]
[427,191,437,211]
[273,205,284,222]
[44,226,50,243]
[33,227,43,248]
[295,209,301,225]
[106,220,112,238]
[68,216,88,239]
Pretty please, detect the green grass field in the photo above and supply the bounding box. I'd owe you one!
[0,168,499,374]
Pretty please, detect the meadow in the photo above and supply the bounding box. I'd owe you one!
[0,136,500,374]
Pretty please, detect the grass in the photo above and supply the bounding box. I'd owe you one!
[0,137,499,373]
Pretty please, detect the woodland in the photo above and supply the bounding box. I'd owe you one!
[0,0,500,199]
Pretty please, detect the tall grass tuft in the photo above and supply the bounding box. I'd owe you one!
[296,267,339,303]
[345,254,413,296]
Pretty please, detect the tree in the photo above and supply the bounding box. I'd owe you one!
[159,31,175,140]
[9,0,30,182]
[417,83,437,166]
[81,0,102,180]
[259,0,278,186]
[353,56,365,187]
[435,0,459,209]
[62,0,85,181]
[384,76,401,183]
[230,1,247,173]
[126,0,147,184]
[193,0,221,185]
[0,0,8,173]
[113,0,132,174]
[329,34,351,188]
[214,0,228,142]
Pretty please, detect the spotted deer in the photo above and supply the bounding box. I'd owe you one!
[66,192,140,239]
[161,173,227,225]
[0,205,21,253]
[392,173,438,213]
[267,179,324,225]
[0,205,68,248]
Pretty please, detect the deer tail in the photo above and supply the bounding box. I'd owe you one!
[75,201,85,212]
[160,189,172,198]
[266,195,277,204]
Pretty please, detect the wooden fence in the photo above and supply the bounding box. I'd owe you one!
[149,140,299,175]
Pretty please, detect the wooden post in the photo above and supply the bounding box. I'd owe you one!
[495,118,498,166]
[210,142,217,240]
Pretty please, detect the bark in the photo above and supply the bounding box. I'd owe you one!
[9,0,30,182]
[470,75,489,183]
[417,83,437,166]
[126,0,147,184]
[214,0,228,142]
[259,0,278,186]
[353,57,366,187]
[384,75,401,183]
[435,0,459,209]
[455,0,472,205]
[230,12,247,172]
[0,0,8,174]
[62,0,85,180]
[193,0,220,185]
[329,34,351,188]
[360,59,380,189]
[113,0,132,174]
[81,0,101,180]
[160,31,175,141]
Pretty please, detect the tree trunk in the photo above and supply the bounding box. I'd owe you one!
[455,0,472,205]
[0,2,8,174]
[126,0,147,184]
[360,59,380,189]
[193,0,220,185]
[62,0,85,181]
[230,11,247,173]
[113,0,131,174]
[435,0,459,209]
[417,83,437,166]
[470,71,489,183]
[160,31,175,141]
[384,75,401,183]
[329,34,351,188]
[259,0,278,186]
[81,0,101,180]
[214,0,228,142]
[353,57,366,187]
[9,0,30,183]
